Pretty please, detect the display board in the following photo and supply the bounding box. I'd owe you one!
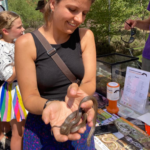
[120,67,150,114]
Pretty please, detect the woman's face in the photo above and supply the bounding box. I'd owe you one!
[8,17,25,39]
[51,0,92,34]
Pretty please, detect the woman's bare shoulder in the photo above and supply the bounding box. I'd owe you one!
[79,28,94,39]
[15,33,36,60]
[15,33,34,47]
[79,28,95,52]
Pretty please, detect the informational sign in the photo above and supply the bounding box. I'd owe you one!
[120,67,150,114]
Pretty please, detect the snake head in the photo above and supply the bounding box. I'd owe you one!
[60,126,70,135]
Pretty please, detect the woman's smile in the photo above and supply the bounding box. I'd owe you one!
[67,21,77,27]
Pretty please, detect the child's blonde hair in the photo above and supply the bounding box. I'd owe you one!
[0,11,19,35]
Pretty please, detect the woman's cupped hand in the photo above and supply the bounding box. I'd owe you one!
[42,83,95,142]
[42,100,86,142]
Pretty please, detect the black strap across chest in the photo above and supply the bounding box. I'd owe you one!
[32,30,80,85]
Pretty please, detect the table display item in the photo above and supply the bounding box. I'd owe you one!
[94,124,118,135]
[100,109,120,125]
[118,107,134,118]
[93,92,108,109]
[126,117,145,132]
[96,108,112,124]
[145,124,150,135]
[96,53,138,96]
[120,67,150,114]
[115,119,138,136]
[106,82,120,114]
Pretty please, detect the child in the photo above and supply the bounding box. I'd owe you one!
[0,11,27,150]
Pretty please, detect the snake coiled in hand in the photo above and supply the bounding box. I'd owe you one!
[51,95,98,146]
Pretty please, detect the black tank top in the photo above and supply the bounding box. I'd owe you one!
[31,28,84,100]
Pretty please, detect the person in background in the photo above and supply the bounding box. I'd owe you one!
[0,80,11,150]
[35,0,47,13]
[124,1,150,72]
[0,11,27,150]
[15,0,96,149]
[0,2,10,150]
[0,2,10,148]
[0,0,5,13]
[0,5,5,12]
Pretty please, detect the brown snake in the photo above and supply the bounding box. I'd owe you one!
[51,95,98,146]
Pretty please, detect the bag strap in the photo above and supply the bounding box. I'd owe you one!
[32,30,80,84]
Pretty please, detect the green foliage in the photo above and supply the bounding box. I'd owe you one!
[8,0,44,29]
[84,0,149,40]
[7,0,149,56]
[83,0,149,54]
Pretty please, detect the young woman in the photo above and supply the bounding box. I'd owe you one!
[0,11,27,150]
[15,0,96,149]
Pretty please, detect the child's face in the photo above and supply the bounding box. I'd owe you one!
[8,17,25,40]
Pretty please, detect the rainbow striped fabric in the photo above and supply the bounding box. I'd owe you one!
[0,81,27,122]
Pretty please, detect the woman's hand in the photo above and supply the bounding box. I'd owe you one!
[42,100,86,142]
[65,83,96,128]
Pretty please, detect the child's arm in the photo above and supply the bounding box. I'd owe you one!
[6,66,17,83]
[0,44,16,83]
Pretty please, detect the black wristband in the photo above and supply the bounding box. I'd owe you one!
[43,100,51,110]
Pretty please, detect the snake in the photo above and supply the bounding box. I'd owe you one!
[101,134,118,150]
[51,95,98,146]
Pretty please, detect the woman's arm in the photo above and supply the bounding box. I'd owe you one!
[79,28,96,95]
[65,28,96,107]
[15,33,47,114]
[65,29,96,127]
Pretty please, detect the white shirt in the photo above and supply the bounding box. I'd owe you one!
[0,5,4,12]
[0,40,14,81]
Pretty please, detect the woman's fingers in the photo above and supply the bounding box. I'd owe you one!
[81,100,93,109]
[42,108,52,124]
[68,133,81,141]
[80,100,95,127]
[67,83,79,97]
[52,127,81,142]
[52,127,68,142]
[42,101,59,124]
[65,83,80,108]
[86,108,95,127]
[42,100,84,142]
[77,126,86,134]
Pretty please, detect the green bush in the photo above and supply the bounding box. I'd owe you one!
[8,0,44,29]
[8,0,149,56]
[83,0,149,55]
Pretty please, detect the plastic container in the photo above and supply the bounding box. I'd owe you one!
[96,53,138,97]
[106,82,120,114]
[145,124,150,135]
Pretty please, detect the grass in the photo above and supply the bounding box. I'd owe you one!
[137,54,143,63]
